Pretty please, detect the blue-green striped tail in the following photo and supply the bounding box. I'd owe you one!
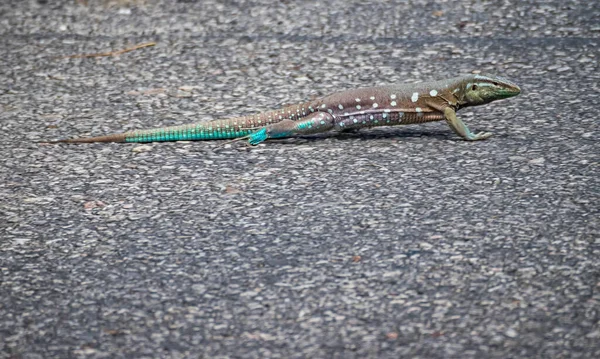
[55,121,256,144]
[124,123,254,143]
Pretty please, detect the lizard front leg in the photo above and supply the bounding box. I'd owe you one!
[444,107,492,141]
[247,112,335,145]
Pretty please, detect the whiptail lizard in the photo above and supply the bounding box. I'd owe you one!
[51,73,520,145]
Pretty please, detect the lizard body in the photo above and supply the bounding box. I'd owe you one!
[53,74,520,145]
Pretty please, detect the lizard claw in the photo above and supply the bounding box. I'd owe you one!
[248,128,268,145]
[469,132,493,141]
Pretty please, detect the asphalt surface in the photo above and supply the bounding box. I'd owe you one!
[1,0,599,358]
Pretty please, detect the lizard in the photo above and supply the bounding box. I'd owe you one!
[51,73,520,146]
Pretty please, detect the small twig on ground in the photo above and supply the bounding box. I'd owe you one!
[65,42,156,58]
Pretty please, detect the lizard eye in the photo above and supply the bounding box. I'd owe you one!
[471,84,478,91]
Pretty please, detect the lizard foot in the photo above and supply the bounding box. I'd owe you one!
[467,132,493,141]
[248,128,268,145]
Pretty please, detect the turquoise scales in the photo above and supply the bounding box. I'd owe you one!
[52,73,521,145]
[124,102,323,142]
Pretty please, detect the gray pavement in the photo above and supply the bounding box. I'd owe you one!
[1,0,599,358]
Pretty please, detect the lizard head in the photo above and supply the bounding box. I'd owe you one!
[461,74,521,106]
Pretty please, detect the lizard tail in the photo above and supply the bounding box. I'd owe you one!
[47,133,128,144]
[46,121,257,144]
[45,105,305,144]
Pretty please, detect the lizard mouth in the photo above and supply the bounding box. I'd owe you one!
[498,85,521,98]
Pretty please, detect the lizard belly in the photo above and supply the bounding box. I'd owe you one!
[334,111,445,130]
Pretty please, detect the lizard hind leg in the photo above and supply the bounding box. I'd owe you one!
[248,128,268,146]
[247,112,335,145]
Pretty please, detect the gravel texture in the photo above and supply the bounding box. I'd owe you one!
[1,0,599,358]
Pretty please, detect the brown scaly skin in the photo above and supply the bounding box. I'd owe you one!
[50,73,520,145]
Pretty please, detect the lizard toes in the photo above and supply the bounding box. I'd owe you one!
[248,128,268,145]
[474,132,493,140]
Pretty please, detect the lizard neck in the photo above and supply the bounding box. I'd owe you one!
[440,77,470,110]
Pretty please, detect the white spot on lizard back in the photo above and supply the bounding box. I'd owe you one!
[338,104,344,110]
[429,89,438,97]
[390,94,396,99]
[372,103,378,108]
[411,92,419,102]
